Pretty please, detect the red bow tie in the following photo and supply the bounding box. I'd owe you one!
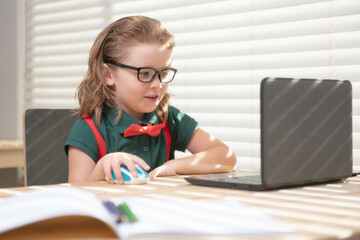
[124,123,165,138]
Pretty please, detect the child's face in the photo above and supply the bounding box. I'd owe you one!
[105,43,173,120]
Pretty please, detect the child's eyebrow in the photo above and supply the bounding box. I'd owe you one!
[150,64,171,70]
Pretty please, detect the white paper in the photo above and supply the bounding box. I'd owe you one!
[112,197,297,238]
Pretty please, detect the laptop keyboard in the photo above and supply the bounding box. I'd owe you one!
[207,172,262,185]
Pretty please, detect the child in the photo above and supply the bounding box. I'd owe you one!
[65,15,236,183]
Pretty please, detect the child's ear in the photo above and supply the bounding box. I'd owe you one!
[102,63,115,86]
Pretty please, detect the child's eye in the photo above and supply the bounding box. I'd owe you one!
[160,70,169,78]
[139,71,151,76]
[139,69,154,80]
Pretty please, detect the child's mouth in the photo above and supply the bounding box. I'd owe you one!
[145,95,158,100]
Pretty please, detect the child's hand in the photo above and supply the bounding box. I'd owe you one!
[149,163,176,178]
[98,152,150,184]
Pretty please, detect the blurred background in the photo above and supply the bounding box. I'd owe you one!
[0,0,359,187]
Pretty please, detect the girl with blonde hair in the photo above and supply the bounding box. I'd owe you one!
[65,16,236,183]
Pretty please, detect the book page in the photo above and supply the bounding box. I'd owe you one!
[0,188,297,238]
[112,197,297,238]
[0,186,116,234]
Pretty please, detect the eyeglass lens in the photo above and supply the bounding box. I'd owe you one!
[139,68,175,83]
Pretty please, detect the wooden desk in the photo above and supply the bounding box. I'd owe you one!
[0,175,359,239]
[0,140,23,168]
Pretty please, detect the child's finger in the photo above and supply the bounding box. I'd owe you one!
[149,168,159,179]
[103,162,115,184]
[118,155,138,177]
[124,162,138,177]
[128,154,150,171]
[111,161,123,184]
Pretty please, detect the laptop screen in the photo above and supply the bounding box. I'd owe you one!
[261,78,352,187]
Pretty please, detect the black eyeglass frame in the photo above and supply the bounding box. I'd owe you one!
[104,60,177,83]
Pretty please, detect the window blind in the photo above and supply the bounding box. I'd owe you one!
[25,0,360,169]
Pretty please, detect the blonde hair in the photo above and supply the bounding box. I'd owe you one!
[76,16,175,124]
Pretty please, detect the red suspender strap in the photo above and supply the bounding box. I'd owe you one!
[163,123,172,162]
[82,114,106,160]
[83,113,171,162]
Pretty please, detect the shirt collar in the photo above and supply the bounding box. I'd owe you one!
[105,107,160,134]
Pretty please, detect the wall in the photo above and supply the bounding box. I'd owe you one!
[0,0,20,140]
[0,0,24,187]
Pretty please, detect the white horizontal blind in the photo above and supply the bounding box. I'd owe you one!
[25,0,360,169]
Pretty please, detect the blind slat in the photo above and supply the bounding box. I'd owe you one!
[170,85,258,99]
[171,99,259,114]
[190,113,260,129]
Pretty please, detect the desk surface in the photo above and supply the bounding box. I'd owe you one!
[0,174,359,240]
[0,140,23,168]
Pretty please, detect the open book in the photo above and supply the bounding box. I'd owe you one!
[0,186,296,238]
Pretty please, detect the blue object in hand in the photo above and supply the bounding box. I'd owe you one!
[107,165,149,184]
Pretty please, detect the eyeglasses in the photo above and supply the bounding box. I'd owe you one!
[104,60,177,83]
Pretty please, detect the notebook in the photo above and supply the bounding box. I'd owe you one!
[185,77,353,190]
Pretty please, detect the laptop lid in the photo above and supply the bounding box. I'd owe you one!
[185,77,352,190]
[261,77,352,188]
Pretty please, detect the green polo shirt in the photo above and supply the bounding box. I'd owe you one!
[65,105,198,170]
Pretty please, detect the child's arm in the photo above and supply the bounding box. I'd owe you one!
[149,127,236,178]
[68,146,150,183]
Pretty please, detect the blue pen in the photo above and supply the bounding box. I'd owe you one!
[102,201,123,223]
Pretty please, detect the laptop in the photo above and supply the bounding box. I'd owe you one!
[185,77,353,190]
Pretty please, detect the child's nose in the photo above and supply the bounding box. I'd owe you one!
[149,74,162,88]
